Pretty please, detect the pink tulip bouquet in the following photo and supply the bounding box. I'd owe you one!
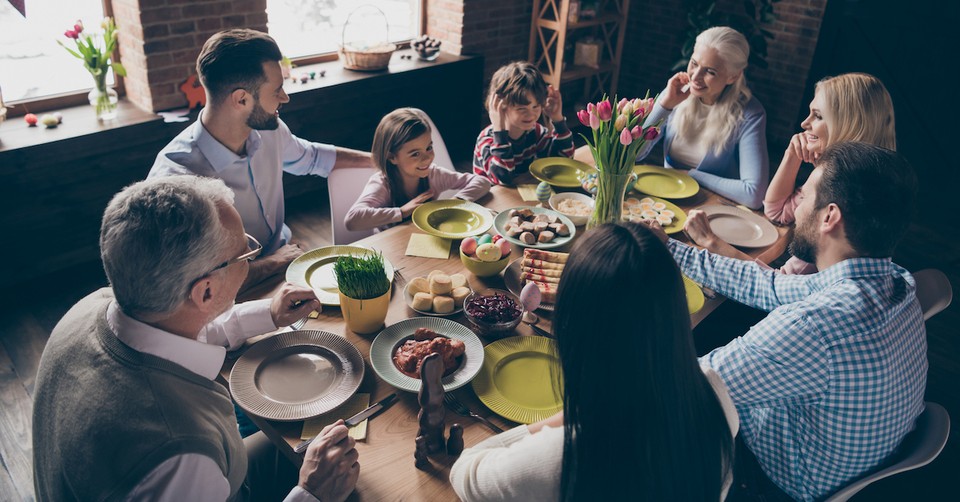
[59,18,126,119]
[576,93,664,228]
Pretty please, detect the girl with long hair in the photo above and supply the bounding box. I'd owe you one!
[450,223,738,501]
[344,108,490,231]
[636,26,769,209]
[683,73,895,275]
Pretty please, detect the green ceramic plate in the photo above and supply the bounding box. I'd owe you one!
[370,317,484,393]
[530,157,594,187]
[494,206,577,250]
[285,246,394,306]
[683,276,705,314]
[472,336,563,424]
[621,196,687,235]
[412,200,494,239]
[632,164,700,199]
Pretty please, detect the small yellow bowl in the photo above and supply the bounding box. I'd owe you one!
[460,248,511,277]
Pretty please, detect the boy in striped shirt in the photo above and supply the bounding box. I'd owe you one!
[473,62,575,185]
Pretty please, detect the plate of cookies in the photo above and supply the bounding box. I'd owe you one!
[404,270,472,317]
[493,206,576,250]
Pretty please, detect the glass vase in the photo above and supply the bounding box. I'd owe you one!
[88,85,118,121]
[587,170,638,230]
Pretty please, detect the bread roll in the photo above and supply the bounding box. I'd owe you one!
[429,274,453,295]
[412,292,434,311]
[451,287,470,308]
[433,295,455,314]
[449,273,468,289]
[408,277,430,295]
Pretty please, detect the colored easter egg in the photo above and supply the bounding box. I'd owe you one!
[24,113,37,126]
[520,281,541,311]
[497,238,511,257]
[460,237,478,256]
[535,181,553,202]
[478,234,493,245]
[491,234,502,243]
[40,114,59,128]
[475,242,502,262]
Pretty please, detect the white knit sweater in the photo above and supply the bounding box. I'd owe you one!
[449,367,739,501]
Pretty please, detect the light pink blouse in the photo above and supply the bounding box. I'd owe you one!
[344,165,491,232]
[761,189,816,275]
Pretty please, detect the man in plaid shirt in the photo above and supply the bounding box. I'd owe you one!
[653,142,926,500]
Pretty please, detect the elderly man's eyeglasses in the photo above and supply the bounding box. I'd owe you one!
[205,233,262,275]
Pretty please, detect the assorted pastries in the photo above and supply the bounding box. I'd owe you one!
[502,208,571,245]
[407,270,471,314]
[520,249,568,303]
[623,197,675,226]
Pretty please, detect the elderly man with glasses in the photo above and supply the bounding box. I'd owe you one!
[32,176,360,502]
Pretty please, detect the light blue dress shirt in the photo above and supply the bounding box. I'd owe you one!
[668,240,927,501]
[149,114,337,254]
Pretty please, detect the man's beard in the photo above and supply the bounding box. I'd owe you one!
[246,99,280,130]
[788,211,818,264]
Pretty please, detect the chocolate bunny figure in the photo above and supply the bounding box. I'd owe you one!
[417,352,446,454]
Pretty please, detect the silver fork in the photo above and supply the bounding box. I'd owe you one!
[444,394,504,433]
[290,316,308,330]
[393,268,407,289]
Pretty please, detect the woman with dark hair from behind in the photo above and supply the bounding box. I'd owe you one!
[450,222,738,501]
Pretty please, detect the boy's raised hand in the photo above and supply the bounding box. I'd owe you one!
[544,85,564,121]
[488,94,508,131]
[400,191,434,219]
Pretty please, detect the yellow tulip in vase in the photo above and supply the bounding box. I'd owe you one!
[576,94,664,229]
[334,252,392,335]
[59,18,127,121]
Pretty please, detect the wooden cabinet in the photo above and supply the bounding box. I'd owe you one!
[528,0,630,106]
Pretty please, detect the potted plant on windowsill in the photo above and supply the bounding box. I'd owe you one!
[334,252,391,335]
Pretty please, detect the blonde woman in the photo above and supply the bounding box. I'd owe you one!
[636,26,768,208]
[684,73,895,275]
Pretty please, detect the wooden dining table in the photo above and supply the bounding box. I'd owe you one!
[221,149,791,501]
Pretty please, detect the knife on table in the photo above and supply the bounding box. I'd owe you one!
[294,393,398,454]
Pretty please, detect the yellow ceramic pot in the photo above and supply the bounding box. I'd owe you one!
[339,289,391,335]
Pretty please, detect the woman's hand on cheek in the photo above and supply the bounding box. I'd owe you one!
[661,72,691,110]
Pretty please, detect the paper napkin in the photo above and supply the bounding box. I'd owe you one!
[301,393,370,441]
[405,233,451,259]
[517,184,550,202]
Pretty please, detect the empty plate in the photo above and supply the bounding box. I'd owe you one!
[230,330,365,421]
[699,205,778,248]
[632,164,700,199]
[472,336,563,424]
[412,200,494,239]
[529,157,595,187]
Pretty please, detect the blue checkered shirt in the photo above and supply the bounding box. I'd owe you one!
[668,240,927,501]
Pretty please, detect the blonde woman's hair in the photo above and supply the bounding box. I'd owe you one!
[815,73,896,150]
[371,107,432,206]
[672,27,752,155]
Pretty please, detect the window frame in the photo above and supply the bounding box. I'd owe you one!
[282,0,427,66]
[3,0,124,118]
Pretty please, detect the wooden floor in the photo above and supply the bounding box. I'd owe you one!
[0,191,956,501]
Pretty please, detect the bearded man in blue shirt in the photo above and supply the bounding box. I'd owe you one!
[150,29,371,288]
[646,142,925,501]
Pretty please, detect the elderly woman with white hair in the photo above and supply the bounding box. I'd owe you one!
[636,26,769,208]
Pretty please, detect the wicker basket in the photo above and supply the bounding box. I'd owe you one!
[339,6,396,71]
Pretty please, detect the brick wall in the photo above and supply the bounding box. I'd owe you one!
[111,0,824,148]
[427,0,533,92]
[619,0,827,150]
[113,0,268,112]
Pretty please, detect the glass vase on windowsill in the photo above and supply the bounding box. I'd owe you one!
[59,17,126,122]
[88,73,118,121]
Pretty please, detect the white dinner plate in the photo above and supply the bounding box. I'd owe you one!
[699,205,778,248]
